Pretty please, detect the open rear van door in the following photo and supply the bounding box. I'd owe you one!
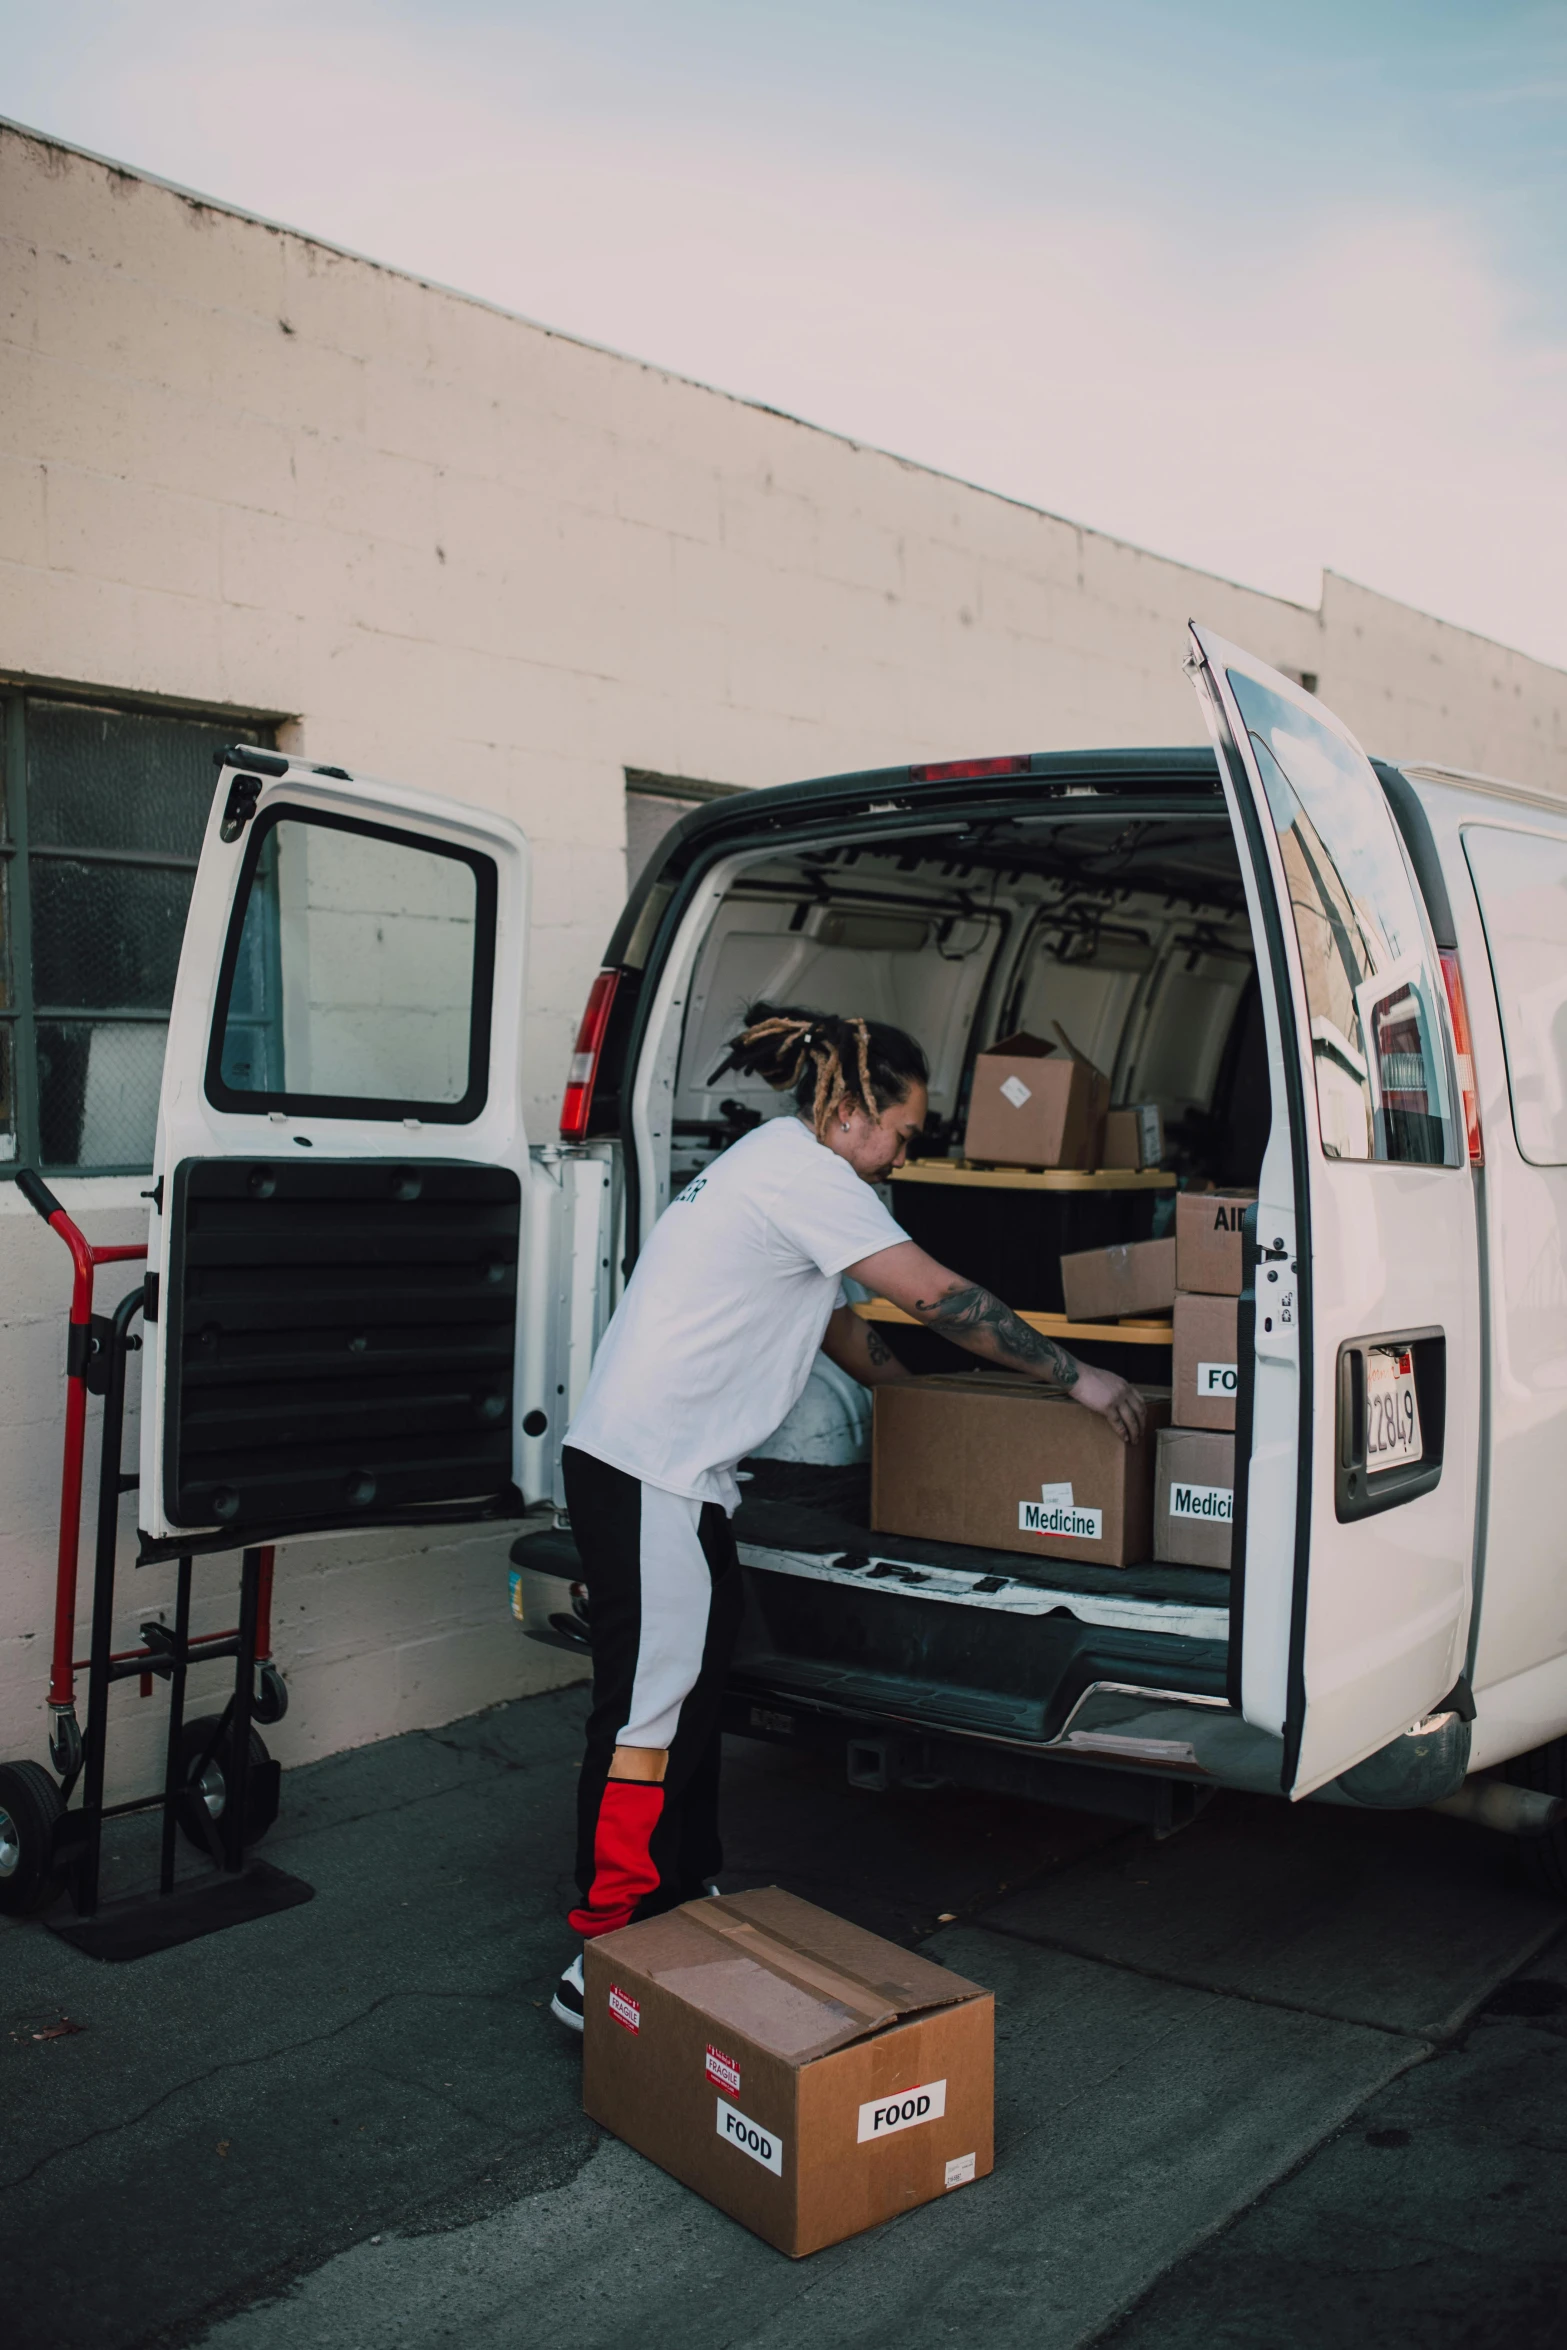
[1187,629,1479,1796]
[139,751,536,1549]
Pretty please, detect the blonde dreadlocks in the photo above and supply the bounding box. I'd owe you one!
[709,1004,927,1142]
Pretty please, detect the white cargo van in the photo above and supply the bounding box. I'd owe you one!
[132,627,1567,1886]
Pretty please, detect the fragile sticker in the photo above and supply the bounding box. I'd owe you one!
[1019,1498,1103,1540]
[716,2099,783,2175]
[857,2078,948,2143]
[999,1075,1032,1109]
[945,2152,977,2189]
[1169,1481,1233,1522]
[607,1984,640,2034]
[705,2043,742,2097]
[1196,1361,1238,1397]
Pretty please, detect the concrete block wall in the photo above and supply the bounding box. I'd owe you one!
[1,120,1563,1788]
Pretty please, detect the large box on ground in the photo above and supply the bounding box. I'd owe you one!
[872,1375,1168,1567]
[1154,1427,1235,1568]
[1172,1293,1240,1429]
[962,1031,1109,1169]
[1174,1189,1257,1295]
[582,1886,993,2258]
[1060,1236,1176,1322]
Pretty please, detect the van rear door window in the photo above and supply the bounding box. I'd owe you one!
[1462,824,1567,1166]
[206,808,496,1122]
[1225,670,1455,1164]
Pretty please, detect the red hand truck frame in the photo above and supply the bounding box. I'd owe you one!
[0,1172,309,1954]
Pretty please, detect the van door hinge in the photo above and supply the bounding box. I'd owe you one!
[143,1272,159,1324]
[1254,1212,1299,1365]
[66,1315,114,1394]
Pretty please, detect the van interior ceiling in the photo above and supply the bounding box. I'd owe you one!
[666,808,1268,1196]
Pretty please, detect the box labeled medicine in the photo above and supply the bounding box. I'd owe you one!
[872,1375,1168,1567]
[1154,1427,1235,1569]
[582,1886,993,2258]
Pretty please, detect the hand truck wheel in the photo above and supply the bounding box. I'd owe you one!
[176,1716,278,1853]
[0,1761,67,1916]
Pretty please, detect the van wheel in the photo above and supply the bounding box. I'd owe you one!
[1504,1737,1567,1899]
[176,1717,277,1852]
[0,1761,66,1916]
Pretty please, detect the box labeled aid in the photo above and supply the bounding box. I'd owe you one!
[1174,1190,1257,1296]
[1154,1427,1236,1569]
[582,1886,993,2258]
[1173,1292,1240,1430]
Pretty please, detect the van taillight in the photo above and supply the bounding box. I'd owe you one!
[1438,947,1483,1165]
[909,754,1030,781]
[560,969,621,1142]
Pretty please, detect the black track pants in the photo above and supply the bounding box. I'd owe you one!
[562,1446,743,1939]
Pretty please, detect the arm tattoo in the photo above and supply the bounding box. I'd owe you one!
[864,1320,895,1370]
[911,1282,1080,1388]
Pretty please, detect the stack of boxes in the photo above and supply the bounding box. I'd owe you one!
[1156,1191,1257,1569]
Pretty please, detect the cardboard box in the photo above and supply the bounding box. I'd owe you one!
[1102,1103,1165,1170]
[1155,1427,1235,1568]
[582,1886,994,2258]
[1174,1189,1257,1295]
[1172,1292,1240,1429]
[872,1374,1169,1567]
[1060,1236,1176,1322]
[963,1030,1109,1170]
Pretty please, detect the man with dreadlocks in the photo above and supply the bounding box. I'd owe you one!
[549,1002,1144,2030]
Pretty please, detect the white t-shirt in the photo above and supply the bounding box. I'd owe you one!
[565,1114,907,1511]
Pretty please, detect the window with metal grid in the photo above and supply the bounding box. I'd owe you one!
[0,693,277,1175]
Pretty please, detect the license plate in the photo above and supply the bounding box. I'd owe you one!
[1366,1347,1422,1471]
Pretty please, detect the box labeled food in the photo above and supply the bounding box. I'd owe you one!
[1174,1190,1257,1296]
[582,1886,993,2259]
[1102,1103,1165,1170]
[872,1375,1169,1567]
[1060,1236,1176,1322]
[1173,1292,1240,1430]
[1155,1427,1236,1568]
[962,1030,1109,1170]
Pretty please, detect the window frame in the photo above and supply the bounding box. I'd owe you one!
[0,687,278,1179]
[203,802,499,1126]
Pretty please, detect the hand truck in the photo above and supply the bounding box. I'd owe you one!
[0,1173,312,1959]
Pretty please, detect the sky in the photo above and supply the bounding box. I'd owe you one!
[4,0,1566,668]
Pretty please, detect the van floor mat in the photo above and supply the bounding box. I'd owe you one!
[733,1459,1229,1612]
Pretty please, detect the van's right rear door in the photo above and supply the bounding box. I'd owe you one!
[1188,629,1480,1797]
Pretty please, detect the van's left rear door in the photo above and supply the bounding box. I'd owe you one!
[139,751,536,1548]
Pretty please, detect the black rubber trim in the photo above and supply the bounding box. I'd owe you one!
[204,803,498,1126]
[1374,762,1457,949]
[1225,1207,1259,1713]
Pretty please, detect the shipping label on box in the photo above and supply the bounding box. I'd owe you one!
[1155,1427,1236,1568]
[963,1030,1109,1169]
[873,1376,1169,1567]
[582,1886,994,2259]
[1060,1236,1176,1322]
[1174,1190,1257,1295]
[1173,1293,1240,1430]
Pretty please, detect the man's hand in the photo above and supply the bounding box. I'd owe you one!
[1069,1361,1147,1444]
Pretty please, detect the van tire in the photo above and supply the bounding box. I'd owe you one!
[1504,1737,1567,1899]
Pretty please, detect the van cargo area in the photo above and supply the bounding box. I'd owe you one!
[519,754,1273,1817]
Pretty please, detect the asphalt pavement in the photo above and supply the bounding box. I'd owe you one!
[3,1682,1565,2350]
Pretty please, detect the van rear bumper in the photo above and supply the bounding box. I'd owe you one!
[509,1522,1259,1791]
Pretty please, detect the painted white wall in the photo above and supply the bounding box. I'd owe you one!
[1,122,1564,1791]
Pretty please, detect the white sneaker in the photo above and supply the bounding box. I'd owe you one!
[550,1950,585,2033]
